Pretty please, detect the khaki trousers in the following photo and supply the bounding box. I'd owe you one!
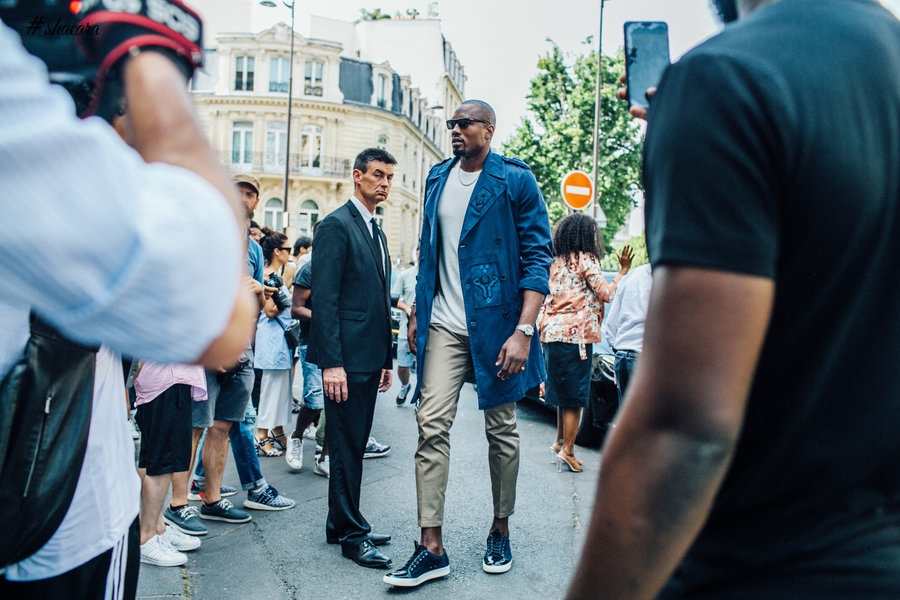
[415,324,520,527]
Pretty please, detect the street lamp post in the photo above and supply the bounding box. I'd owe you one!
[591,0,610,230]
[261,0,295,231]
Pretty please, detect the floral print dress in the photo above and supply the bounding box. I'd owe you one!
[539,251,616,345]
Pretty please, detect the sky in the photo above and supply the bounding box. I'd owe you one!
[251,0,900,145]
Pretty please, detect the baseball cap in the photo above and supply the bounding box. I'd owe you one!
[233,173,260,195]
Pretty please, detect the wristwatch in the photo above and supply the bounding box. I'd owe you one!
[515,324,534,337]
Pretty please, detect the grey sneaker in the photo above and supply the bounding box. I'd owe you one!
[285,435,303,471]
[199,498,251,523]
[164,504,208,536]
[363,436,391,459]
[243,485,295,511]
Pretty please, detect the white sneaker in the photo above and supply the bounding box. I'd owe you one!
[140,534,187,567]
[163,525,201,552]
[303,424,317,440]
[285,434,303,471]
[314,455,330,478]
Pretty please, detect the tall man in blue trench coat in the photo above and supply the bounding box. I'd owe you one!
[384,100,553,588]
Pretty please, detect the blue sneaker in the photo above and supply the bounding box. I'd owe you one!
[187,479,238,502]
[163,504,208,536]
[243,484,295,511]
[198,498,251,523]
[482,529,512,573]
[383,542,450,587]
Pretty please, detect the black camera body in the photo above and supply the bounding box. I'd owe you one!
[264,272,292,312]
[2,0,204,122]
[1,1,101,116]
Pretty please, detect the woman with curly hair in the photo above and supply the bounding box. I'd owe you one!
[538,213,632,472]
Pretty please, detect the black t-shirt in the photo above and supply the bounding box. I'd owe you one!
[292,261,312,344]
[644,0,900,595]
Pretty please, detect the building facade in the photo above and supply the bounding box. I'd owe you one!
[190,13,465,266]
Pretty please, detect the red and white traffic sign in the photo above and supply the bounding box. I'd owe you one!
[560,170,594,210]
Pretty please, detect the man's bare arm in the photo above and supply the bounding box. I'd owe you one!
[123,52,255,367]
[567,266,774,600]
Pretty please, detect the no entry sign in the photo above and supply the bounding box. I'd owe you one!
[560,170,594,210]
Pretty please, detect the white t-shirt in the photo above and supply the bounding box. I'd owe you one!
[0,22,243,579]
[431,162,481,335]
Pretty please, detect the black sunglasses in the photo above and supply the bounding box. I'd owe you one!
[279,247,292,252]
[446,117,493,130]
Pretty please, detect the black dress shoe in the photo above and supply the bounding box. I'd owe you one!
[327,532,392,546]
[342,539,392,569]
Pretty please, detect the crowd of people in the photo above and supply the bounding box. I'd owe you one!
[4,0,900,598]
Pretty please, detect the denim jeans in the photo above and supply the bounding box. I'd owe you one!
[298,345,324,410]
[194,401,267,492]
[613,350,640,404]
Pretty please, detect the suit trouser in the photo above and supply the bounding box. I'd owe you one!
[415,324,519,528]
[325,369,379,548]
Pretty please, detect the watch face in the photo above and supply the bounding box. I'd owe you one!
[517,324,534,336]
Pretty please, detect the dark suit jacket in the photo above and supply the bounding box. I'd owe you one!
[308,200,393,373]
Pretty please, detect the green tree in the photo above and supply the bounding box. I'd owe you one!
[503,40,644,251]
[600,233,648,270]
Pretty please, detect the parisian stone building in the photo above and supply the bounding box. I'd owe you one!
[190,6,465,267]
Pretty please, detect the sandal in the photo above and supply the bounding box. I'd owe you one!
[556,450,584,473]
[272,433,288,453]
[255,437,283,457]
[550,440,563,460]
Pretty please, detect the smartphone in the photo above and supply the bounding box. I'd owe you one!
[624,21,671,110]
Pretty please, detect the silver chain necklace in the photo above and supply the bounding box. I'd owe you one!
[457,165,481,187]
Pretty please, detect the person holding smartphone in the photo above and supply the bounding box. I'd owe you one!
[569,1,900,598]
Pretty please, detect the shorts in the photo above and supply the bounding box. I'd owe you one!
[193,351,254,428]
[542,341,592,408]
[135,384,193,475]
[396,335,415,368]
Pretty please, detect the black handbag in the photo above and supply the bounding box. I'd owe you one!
[282,319,302,351]
[0,316,97,567]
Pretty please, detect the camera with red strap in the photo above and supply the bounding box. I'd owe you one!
[75,0,204,118]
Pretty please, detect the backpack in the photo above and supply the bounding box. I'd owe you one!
[0,316,96,567]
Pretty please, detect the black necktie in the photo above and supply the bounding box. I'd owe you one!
[370,218,385,277]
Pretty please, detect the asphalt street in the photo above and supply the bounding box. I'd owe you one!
[136,369,605,600]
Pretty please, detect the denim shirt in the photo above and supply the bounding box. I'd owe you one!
[253,283,294,370]
[414,151,553,409]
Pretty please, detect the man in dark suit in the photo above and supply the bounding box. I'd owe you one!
[308,148,396,569]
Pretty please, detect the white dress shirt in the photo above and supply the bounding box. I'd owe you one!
[603,264,653,353]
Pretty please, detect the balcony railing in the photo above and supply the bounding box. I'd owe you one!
[227,151,351,179]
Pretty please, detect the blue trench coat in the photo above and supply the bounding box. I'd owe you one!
[413,151,553,409]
